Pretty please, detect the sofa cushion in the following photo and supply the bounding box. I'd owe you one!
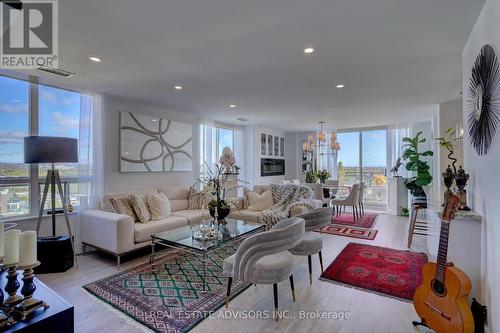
[110,196,138,221]
[247,190,273,211]
[171,209,209,224]
[134,216,188,243]
[187,187,208,210]
[158,186,190,212]
[101,188,158,212]
[228,209,261,223]
[148,192,171,220]
[129,193,151,223]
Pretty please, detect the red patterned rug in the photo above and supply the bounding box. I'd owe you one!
[315,225,378,240]
[84,239,249,333]
[332,213,377,228]
[320,243,427,301]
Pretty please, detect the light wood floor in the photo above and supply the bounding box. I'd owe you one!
[39,212,433,333]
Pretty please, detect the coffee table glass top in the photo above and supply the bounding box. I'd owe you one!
[152,218,264,252]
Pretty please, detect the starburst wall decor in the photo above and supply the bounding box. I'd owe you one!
[467,44,500,156]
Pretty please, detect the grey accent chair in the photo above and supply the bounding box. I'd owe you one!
[288,207,332,284]
[223,217,305,321]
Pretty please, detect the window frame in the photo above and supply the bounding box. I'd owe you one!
[0,75,83,219]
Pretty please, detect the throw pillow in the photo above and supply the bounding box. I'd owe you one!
[188,187,207,210]
[148,192,171,220]
[110,195,138,221]
[247,190,274,211]
[129,193,151,223]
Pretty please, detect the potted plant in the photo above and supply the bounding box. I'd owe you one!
[196,163,245,221]
[436,127,461,173]
[305,170,318,183]
[401,131,433,198]
[317,169,331,184]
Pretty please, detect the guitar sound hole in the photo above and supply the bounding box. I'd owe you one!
[431,279,447,296]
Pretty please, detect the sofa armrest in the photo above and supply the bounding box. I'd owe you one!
[80,210,135,255]
[290,205,311,217]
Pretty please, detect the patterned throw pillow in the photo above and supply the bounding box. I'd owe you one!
[187,187,208,210]
[129,193,151,223]
[147,192,171,220]
[110,195,138,221]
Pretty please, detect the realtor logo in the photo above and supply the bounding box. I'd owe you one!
[1,0,58,69]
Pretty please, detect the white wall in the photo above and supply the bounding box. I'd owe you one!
[103,95,201,192]
[463,0,500,329]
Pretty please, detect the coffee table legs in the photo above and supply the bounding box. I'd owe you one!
[202,253,207,293]
[150,238,156,271]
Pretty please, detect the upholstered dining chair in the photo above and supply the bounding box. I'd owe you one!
[223,217,305,321]
[358,182,365,216]
[331,183,360,221]
[287,207,332,284]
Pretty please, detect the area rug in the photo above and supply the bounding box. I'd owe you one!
[332,213,377,228]
[315,225,378,240]
[320,243,427,301]
[83,240,249,333]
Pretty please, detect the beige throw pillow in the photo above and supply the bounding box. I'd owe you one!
[148,192,171,220]
[110,195,138,221]
[247,190,273,211]
[129,193,151,223]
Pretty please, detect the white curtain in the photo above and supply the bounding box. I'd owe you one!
[78,93,104,210]
[316,133,338,178]
[387,123,411,178]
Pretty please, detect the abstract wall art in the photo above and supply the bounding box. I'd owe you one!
[120,112,193,172]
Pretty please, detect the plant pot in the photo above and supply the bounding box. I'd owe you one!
[209,205,230,221]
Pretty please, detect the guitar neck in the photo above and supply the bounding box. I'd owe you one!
[435,220,451,283]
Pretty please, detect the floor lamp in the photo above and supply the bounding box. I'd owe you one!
[24,136,78,268]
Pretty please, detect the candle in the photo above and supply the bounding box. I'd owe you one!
[4,229,21,266]
[0,222,4,257]
[19,230,37,267]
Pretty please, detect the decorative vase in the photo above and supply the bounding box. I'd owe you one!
[442,165,455,207]
[455,165,470,211]
[209,202,230,221]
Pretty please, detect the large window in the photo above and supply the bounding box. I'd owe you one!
[322,129,388,208]
[0,75,81,218]
[200,124,234,173]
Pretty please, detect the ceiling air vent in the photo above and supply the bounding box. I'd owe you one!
[236,117,249,122]
[37,66,75,78]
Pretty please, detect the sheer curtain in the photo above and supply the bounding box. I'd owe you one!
[387,123,411,178]
[316,133,339,178]
[78,92,104,210]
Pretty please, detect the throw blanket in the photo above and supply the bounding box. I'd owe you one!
[260,184,314,229]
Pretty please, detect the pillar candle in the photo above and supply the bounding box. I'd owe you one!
[4,229,21,266]
[0,222,4,257]
[19,231,37,267]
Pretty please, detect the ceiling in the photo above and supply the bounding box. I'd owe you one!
[7,0,485,131]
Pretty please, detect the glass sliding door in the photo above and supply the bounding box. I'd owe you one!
[362,130,388,208]
[336,132,360,186]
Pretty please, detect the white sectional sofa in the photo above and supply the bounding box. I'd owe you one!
[80,186,208,269]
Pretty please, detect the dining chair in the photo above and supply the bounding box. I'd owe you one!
[358,182,365,215]
[331,183,361,220]
[223,217,305,321]
[287,207,332,284]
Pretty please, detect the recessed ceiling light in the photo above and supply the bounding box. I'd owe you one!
[174,85,183,90]
[229,104,237,108]
[88,56,102,62]
[336,84,345,88]
[304,47,314,54]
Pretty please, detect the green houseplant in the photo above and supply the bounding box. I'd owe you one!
[317,169,331,184]
[401,131,433,197]
[436,127,461,173]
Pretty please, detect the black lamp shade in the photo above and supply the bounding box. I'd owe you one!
[24,136,78,163]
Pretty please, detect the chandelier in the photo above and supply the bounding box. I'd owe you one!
[302,122,340,155]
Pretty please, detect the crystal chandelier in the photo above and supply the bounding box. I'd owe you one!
[302,122,340,154]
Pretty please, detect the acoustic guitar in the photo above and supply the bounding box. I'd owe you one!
[413,195,474,333]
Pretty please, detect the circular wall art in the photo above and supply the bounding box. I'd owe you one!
[467,44,500,155]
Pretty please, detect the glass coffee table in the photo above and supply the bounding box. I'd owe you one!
[149,218,264,292]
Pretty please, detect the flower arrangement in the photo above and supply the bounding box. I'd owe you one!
[196,162,246,220]
[316,169,331,184]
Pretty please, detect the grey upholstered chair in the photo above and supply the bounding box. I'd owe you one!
[223,217,305,321]
[358,182,366,215]
[288,207,332,284]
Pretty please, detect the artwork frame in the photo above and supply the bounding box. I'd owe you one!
[120,112,193,172]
